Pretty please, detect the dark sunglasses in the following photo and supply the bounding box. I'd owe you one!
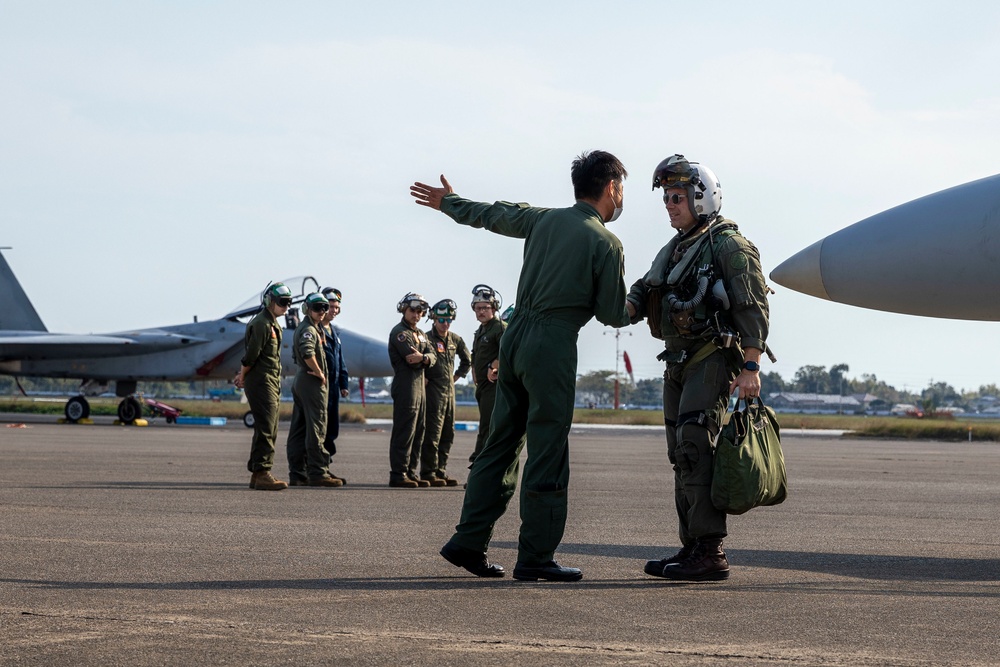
[310,303,330,312]
[276,297,293,307]
[663,193,687,204]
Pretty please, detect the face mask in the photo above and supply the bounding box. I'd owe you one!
[607,184,623,223]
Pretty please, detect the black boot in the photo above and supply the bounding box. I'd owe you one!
[659,539,729,582]
[644,544,695,577]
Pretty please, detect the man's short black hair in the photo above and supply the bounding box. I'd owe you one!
[571,150,628,200]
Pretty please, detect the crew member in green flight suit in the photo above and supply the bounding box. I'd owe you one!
[235,282,293,491]
[411,150,631,582]
[421,299,472,486]
[468,284,505,465]
[286,293,342,487]
[387,292,437,488]
[626,154,771,582]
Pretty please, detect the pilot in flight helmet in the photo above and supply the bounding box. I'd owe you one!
[651,154,722,224]
[470,284,501,311]
[397,292,430,314]
[264,282,293,308]
[430,299,458,322]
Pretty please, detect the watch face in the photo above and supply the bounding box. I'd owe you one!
[744,361,760,371]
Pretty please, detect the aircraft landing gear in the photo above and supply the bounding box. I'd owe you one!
[117,396,143,424]
[65,395,91,422]
[243,411,255,429]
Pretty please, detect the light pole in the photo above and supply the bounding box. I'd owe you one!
[603,328,632,409]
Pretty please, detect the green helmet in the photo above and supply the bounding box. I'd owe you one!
[302,292,329,314]
[430,299,457,322]
[265,282,293,307]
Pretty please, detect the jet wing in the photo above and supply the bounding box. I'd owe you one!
[0,331,212,361]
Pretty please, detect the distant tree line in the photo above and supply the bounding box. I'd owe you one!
[5,363,1000,413]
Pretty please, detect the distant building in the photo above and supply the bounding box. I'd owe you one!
[768,392,877,414]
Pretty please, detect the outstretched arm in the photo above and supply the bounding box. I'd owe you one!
[410,175,454,210]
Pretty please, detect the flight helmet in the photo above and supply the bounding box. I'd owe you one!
[651,154,722,224]
[470,284,501,311]
[430,299,458,322]
[397,292,429,313]
[264,282,293,308]
[302,292,329,315]
[322,287,342,303]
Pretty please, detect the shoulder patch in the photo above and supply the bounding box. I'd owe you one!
[729,251,748,270]
[303,331,314,340]
[396,332,406,342]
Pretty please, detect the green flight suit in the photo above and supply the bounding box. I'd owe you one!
[243,308,284,473]
[442,195,630,565]
[388,319,436,482]
[626,218,770,546]
[422,327,472,478]
[286,317,330,480]
[469,316,506,463]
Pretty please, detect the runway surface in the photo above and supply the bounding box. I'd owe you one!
[2,414,999,666]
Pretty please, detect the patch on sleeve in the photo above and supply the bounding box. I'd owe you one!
[396,332,407,343]
[303,331,313,340]
[729,251,749,271]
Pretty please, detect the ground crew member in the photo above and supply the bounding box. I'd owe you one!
[421,299,472,486]
[468,285,506,464]
[235,282,293,491]
[321,287,350,484]
[411,150,631,582]
[387,292,437,488]
[286,293,342,487]
[626,154,771,582]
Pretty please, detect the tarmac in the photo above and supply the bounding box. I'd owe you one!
[2,413,999,666]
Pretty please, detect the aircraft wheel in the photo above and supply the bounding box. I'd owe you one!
[117,397,142,424]
[243,411,255,429]
[65,396,90,422]
[166,416,176,424]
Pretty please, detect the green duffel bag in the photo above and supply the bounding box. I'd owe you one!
[711,395,788,515]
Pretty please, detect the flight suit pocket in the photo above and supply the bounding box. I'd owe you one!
[730,273,755,309]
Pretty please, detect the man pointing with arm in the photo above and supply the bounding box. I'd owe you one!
[410,150,631,582]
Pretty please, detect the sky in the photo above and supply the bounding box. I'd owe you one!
[2,0,1000,394]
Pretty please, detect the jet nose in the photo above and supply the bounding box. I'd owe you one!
[769,239,830,301]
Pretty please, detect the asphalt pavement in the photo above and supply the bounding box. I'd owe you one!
[1,413,999,666]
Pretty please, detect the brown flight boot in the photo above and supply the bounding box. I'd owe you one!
[389,478,419,488]
[250,470,288,491]
[307,475,344,487]
[658,540,729,581]
[644,544,695,577]
[421,476,447,487]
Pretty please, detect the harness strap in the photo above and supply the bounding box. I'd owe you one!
[676,410,721,439]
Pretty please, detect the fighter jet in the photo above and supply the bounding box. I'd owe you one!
[0,249,391,424]
[770,173,1000,321]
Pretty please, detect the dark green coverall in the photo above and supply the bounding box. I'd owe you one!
[243,308,284,473]
[468,317,505,463]
[286,318,330,481]
[422,327,472,478]
[388,319,436,483]
[626,219,769,546]
[442,195,630,566]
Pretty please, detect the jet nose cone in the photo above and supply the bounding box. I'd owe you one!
[769,239,830,301]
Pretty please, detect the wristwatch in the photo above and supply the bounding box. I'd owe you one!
[742,360,760,372]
